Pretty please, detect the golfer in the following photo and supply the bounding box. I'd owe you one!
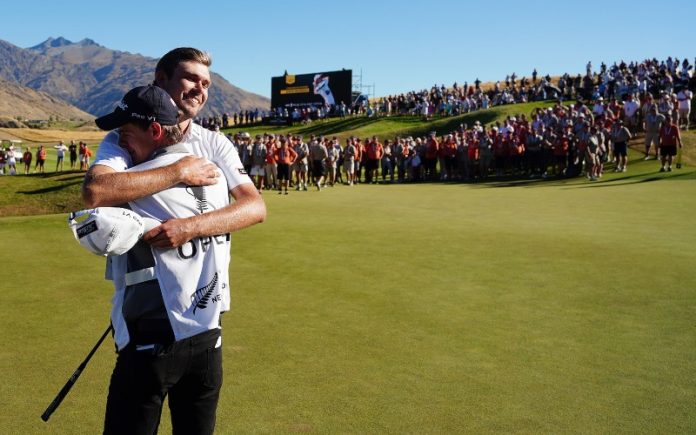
[83,48,266,434]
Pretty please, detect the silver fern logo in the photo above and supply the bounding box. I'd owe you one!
[191,273,218,315]
[186,186,208,214]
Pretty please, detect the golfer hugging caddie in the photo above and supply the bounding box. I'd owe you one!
[81,47,266,434]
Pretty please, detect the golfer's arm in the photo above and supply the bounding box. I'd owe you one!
[189,183,266,236]
[82,164,187,207]
[144,183,266,248]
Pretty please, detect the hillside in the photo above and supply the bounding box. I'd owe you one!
[0,37,269,119]
[0,78,94,124]
[223,101,555,142]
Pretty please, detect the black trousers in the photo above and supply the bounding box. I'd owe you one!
[104,328,223,435]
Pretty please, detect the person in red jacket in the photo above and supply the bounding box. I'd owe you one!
[264,135,278,190]
[274,138,298,194]
[658,113,682,172]
[424,132,439,180]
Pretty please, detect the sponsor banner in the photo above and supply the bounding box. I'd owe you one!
[271,70,352,109]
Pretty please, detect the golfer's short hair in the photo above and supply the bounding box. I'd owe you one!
[156,47,212,79]
[130,118,184,146]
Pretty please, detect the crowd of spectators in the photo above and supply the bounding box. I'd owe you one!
[223,56,693,189]
[0,139,92,175]
[194,57,696,130]
[3,57,691,183]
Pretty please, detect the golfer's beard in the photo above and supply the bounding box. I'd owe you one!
[180,102,203,120]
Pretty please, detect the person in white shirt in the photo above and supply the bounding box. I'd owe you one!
[53,140,68,172]
[622,94,640,133]
[676,87,693,130]
[82,48,265,435]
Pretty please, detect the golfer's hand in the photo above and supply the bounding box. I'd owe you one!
[175,156,220,186]
[142,218,195,248]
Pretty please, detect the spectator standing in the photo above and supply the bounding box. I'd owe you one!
[69,140,78,169]
[623,94,640,133]
[275,138,297,195]
[658,114,682,172]
[6,146,17,175]
[326,137,340,186]
[395,138,410,182]
[54,140,68,172]
[309,137,328,190]
[585,125,601,181]
[354,138,365,183]
[381,139,394,183]
[343,138,357,186]
[643,105,665,160]
[477,129,493,180]
[250,135,267,192]
[264,135,278,191]
[293,136,309,190]
[78,142,87,170]
[676,87,693,130]
[441,134,457,180]
[35,145,46,173]
[22,147,32,174]
[83,143,93,169]
[424,132,439,180]
[365,136,383,183]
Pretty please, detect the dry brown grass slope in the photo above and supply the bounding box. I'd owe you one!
[0,78,94,122]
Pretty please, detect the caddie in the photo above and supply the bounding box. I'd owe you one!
[83,47,266,434]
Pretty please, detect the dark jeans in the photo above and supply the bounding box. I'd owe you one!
[104,328,222,435]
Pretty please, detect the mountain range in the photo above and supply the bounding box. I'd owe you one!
[0,37,269,122]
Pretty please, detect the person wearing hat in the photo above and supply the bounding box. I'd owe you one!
[83,47,264,247]
[82,48,266,434]
[91,84,238,435]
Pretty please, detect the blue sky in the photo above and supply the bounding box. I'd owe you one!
[2,0,694,99]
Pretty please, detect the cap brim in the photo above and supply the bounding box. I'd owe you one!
[95,110,129,131]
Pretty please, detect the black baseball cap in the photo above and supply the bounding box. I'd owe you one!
[95,85,179,131]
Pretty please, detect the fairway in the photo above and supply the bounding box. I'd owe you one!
[1,163,695,434]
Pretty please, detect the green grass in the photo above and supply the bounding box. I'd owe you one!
[0,155,695,434]
[1,104,695,433]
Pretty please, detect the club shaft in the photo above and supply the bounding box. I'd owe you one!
[41,325,112,422]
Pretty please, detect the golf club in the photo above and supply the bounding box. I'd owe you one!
[41,325,113,422]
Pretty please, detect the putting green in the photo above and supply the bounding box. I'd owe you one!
[0,160,694,433]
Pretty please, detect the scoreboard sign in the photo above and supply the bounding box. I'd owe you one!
[271,69,352,109]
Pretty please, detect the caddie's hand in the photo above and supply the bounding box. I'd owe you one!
[142,218,195,248]
[175,156,220,186]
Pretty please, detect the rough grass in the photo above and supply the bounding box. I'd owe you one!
[0,161,694,434]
